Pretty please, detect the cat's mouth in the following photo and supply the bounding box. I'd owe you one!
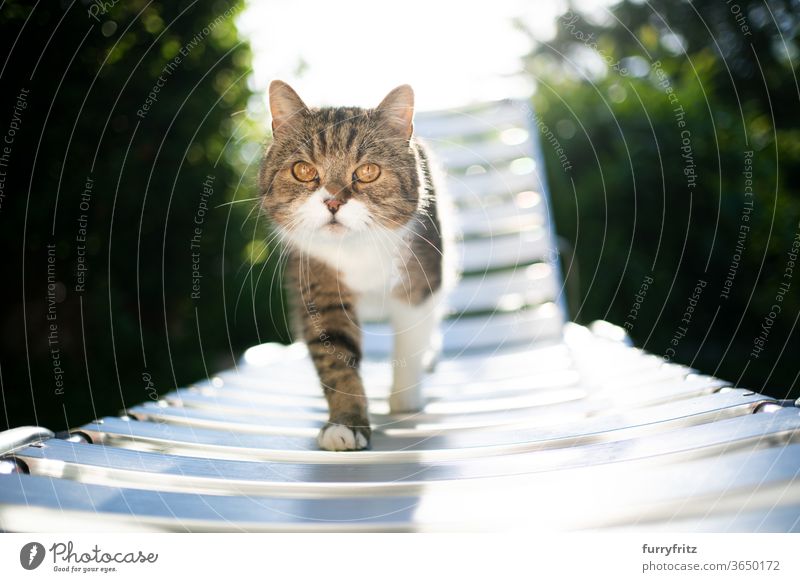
[323,219,347,233]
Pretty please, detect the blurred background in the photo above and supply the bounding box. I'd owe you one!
[1,0,798,431]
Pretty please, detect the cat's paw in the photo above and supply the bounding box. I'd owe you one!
[317,421,371,451]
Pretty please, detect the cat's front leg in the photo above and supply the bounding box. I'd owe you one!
[388,292,441,413]
[292,254,371,451]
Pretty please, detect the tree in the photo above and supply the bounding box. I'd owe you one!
[524,0,800,397]
[0,1,286,431]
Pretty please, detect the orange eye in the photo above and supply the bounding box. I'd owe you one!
[354,163,381,183]
[291,161,318,182]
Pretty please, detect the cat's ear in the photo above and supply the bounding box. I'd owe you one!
[376,85,414,139]
[269,80,309,134]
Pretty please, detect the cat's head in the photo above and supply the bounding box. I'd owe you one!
[260,81,422,243]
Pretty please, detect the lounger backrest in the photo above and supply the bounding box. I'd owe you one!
[362,99,567,357]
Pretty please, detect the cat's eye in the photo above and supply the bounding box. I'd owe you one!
[292,161,318,182]
[354,163,381,183]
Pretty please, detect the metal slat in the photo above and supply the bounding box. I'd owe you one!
[620,505,800,533]
[457,228,550,274]
[363,303,564,357]
[455,193,546,239]
[77,390,770,464]
[236,341,575,385]
[205,346,689,400]
[159,389,594,429]
[13,409,800,497]
[3,442,799,531]
[164,381,587,416]
[446,167,542,202]
[457,209,544,240]
[0,426,53,455]
[179,361,585,402]
[130,376,720,438]
[160,374,724,430]
[184,371,581,406]
[212,355,577,398]
[204,353,689,423]
[414,100,528,140]
[240,331,574,368]
[427,137,535,173]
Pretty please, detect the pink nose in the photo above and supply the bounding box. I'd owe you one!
[325,199,344,214]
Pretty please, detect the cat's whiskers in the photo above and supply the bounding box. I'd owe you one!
[365,208,443,300]
[215,196,262,209]
[232,215,304,315]
[368,206,446,258]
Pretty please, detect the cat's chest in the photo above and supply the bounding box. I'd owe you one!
[304,230,406,294]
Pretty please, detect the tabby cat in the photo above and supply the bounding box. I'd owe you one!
[260,81,445,451]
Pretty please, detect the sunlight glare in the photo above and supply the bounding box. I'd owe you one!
[238,0,588,111]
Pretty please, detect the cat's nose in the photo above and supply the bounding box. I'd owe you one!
[324,198,345,214]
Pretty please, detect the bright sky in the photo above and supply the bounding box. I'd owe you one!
[238,0,615,113]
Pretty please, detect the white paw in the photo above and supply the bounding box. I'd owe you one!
[317,424,369,451]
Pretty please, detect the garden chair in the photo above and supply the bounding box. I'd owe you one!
[1,99,798,532]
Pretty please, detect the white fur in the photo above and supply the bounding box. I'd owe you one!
[318,424,368,451]
[293,188,372,232]
[283,187,443,415]
[281,188,407,294]
[388,292,442,413]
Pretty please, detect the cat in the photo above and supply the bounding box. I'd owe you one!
[260,81,445,451]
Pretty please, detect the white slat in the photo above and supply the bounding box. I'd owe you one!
[75,390,769,464]
[457,228,551,273]
[455,191,546,238]
[445,263,559,314]
[426,136,534,171]
[415,100,528,140]
[4,97,795,537]
[3,442,799,531]
[14,410,800,497]
[363,302,563,356]
[446,166,542,201]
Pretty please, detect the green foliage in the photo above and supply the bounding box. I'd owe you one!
[526,0,799,396]
[0,1,287,431]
